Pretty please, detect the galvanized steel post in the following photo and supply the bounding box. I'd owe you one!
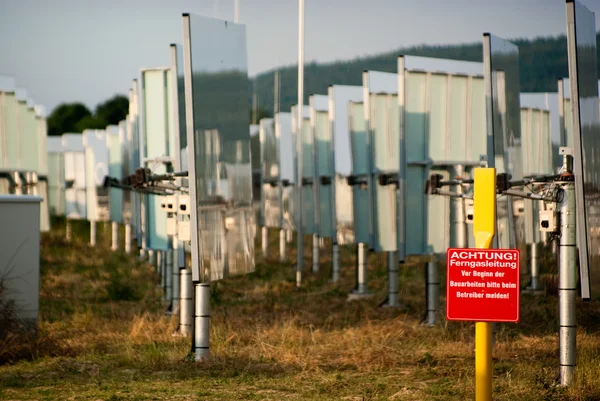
[279,229,286,262]
[425,258,439,325]
[66,219,72,242]
[382,251,400,307]
[558,155,576,386]
[193,283,210,361]
[165,250,173,308]
[180,267,193,336]
[348,243,372,300]
[296,0,305,288]
[111,222,119,251]
[312,234,319,273]
[331,242,340,282]
[90,220,97,247]
[125,223,132,253]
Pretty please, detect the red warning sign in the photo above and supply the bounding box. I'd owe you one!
[446,248,520,323]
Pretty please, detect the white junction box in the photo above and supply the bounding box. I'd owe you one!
[178,220,191,241]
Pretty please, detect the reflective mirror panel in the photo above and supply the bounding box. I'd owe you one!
[47,153,65,216]
[330,85,362,244]
[520,107,552,244]
[18,104,38,172]
[365,71,398,252]
[47,137,65,216]
[3,92,18,170]
[484,33,523,250]
[183,13,255,283]
[398,61,488,256]
[276,112,296,231]
[291,104,315,235]
[566,0,600,299]
[311,94,335,238]
[62,134,86,220]
[125,82,141,235]
[250,124,261,224]
[83,129,109,222]
[302,117,313,236]
[401,70,428,256]
[140,69,174,251]
[348,101,370,244]
[260,119,280,228]
[520,92,562,171]
[170,44,187,168]
[109,123,124,223]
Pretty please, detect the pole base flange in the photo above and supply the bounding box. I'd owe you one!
[347,291,375,302]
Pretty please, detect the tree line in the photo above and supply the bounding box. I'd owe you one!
[48,32,600,135]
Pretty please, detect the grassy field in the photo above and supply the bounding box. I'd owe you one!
[1,219,600,400]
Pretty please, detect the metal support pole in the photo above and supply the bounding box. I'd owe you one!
[157,251,164,289]
[296,0,305,289]
[180,267,193,336]
[559,178,576,386]
[425,258,440,325]
[454,165,468,248]
[331,242,340,282]
[286,229,293,243]
[193,283,210,361]
[148,250,155,266]
[111,222,118,251]
[90,220,97,247]
[312,234,319,273]
[172,242,180,314]
[261,226,268,257]
[382,251,400,307]
[165,250,173,307]
[66,219,72,242]
[348,243,372,300]
[125,223,132,253]
[319,237,326,249]
[279,229,286,262]
[526,242,543,292]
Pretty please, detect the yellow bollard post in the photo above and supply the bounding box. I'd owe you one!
[473,168,496,401]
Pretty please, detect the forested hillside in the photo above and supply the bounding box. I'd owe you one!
[250,33,600,116]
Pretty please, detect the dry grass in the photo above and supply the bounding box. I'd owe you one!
[0,220,599,400]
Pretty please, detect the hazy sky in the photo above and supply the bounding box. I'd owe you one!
[0,0,599,113]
